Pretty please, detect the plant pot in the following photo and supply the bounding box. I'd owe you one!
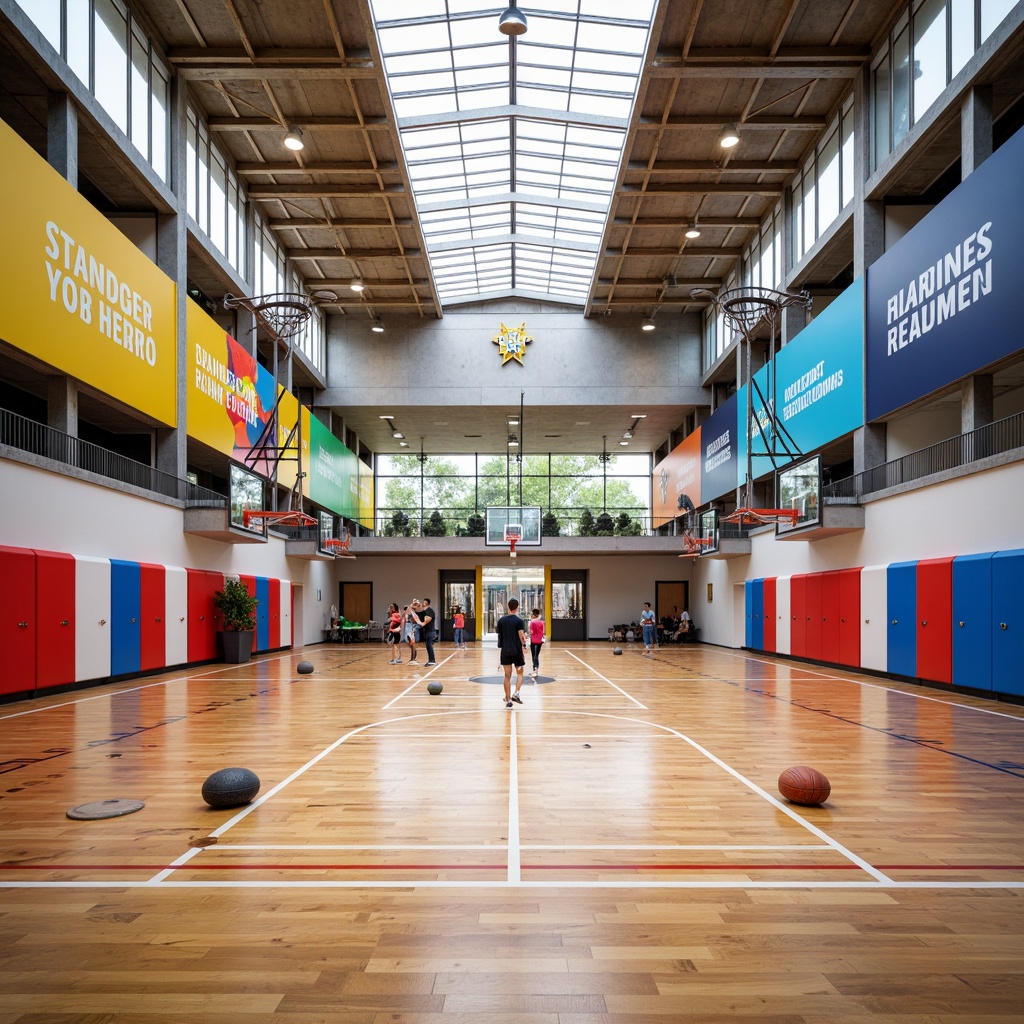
[219,630,255,664]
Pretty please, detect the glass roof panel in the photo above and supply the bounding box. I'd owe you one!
[368,0,656,306]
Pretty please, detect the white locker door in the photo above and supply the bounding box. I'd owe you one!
[165,565,188,667]
[775,575,791,655]
[860,564,888,672]
[75,555,111,681]
[280,581,292,647]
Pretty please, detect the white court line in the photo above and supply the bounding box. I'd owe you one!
[380,653,456,709]
[220,843,827,851]
[6,879,1023,891]
[714,647,1024,722]
[508,711,520,884]
[565,651,647,708]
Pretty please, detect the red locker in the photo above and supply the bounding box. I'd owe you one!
[139,563,166,672]
[820,570,841,663]
[804,573,822,661]
[0,546,37,696]
[762,577,776,652]
[34,550,76,689]
[187,568,222,662]
[268,578,281,649]
[791,574,807,657]
[917,557,954,684]
[838,567,862,667]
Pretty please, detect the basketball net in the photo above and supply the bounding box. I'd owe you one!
[509,537,517,559]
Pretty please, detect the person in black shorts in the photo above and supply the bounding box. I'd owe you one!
[496,597,528,709]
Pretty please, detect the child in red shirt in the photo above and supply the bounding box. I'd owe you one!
[528,608,545,678]
[452,606,466,649]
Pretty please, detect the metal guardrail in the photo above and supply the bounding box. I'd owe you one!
[1,408,225,507]
[824,410,1024,503]
[374,509,653,538]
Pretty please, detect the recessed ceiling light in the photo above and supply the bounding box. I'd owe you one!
[630,414,647,418]
[379,414,395,419]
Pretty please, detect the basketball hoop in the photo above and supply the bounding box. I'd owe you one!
[243,509,318,529]
[323,537,355,559]
[223,292,315,344]
[503,523,523,558]
[721,507,800,527]
[509,537,517,559]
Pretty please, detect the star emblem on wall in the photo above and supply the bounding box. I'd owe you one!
[492,322,533,365]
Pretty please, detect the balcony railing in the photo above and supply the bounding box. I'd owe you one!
[824,410,1024,502]
[1,408,225,507]
[374,509,653,538]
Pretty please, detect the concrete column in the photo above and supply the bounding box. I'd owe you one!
[47,92,78,187]
[155,73,189,483]
[962,374,993,432]
[853,65,885,277]
[853,422,887,475]
[780,301,807,344]
[961,85,993,179]
[47,375,78,435]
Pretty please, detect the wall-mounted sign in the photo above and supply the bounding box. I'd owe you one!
[0,117,176,425]
[492,322,533,365]
[652,428,703,528]
[700,394,740,503]
[866,123,1024,420]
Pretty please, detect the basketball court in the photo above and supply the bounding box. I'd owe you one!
[3,640,1024,1017]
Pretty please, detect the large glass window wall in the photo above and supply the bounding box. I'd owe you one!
[376,452,651,537]
[792,95,855,262]
[186,106,247,278]
[741,203,784,293]
[872,0,1018,169]
[14,0,169,182]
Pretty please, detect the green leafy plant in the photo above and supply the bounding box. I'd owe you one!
[213,578,257,632]
[391,510,411,536]
[615,512,641,536]
[423,510,447,536]
[578,508,595,536]
[542,510,561,536]
[466,511,486,536]
[595,511,615,536]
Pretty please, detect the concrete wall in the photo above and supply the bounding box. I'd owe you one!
[319,301,705,411]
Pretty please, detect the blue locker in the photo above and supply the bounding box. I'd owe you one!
[751,578,765,651]
[744,581,754,648]
[255,576,270,652]
[886,561,918,677]
[110,559,141,675]
[952,552,994,691]
[992,548,1024,698]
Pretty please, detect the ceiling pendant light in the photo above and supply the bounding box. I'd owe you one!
[283,126,305,151]
[349,278,365,293]
[718,123,740,149]
[371,318,384,333]
[498,4,528,36]
[685,219,701,239]
[641,317,655,332]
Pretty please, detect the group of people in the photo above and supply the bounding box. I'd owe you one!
[638,603,692,656]
[385,598,437,666]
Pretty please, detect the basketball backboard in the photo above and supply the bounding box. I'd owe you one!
[485,506,542,546]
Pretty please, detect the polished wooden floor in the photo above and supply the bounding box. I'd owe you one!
[2,639,1023,1022]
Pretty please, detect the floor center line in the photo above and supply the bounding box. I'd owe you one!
[508,711,520,884]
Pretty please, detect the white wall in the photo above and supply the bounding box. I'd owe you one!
[886,403,963,459]
[687,460,1024,648]
[1,459,341,647]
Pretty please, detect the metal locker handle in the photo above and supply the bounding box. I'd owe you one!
[1001,622,1008,630]
[891,619,897,625]
[921,620,927,626]
[18,621,29,628]
[100,619,106,625]
[131,617,137,623]
[156,617,162,622]
[959,621,965,627]
[60,619,70,626]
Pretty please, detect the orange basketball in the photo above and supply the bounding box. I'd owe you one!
[778,765,830,806]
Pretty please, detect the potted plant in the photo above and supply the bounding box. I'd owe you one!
[213,578,258,663]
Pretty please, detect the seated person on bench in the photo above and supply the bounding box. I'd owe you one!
[668,609,692,641]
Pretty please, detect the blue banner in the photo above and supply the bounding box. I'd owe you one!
[700,394,739,503]
[866,124,1024,420]
[748,278,864,465]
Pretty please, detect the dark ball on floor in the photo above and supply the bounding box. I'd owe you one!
[613,647,623,655]
[427,681,443,695]
[296,661,315,674]
[202,767,260,808]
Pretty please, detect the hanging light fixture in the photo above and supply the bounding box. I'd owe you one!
[641,317,656,331]
[685,219,701,239]
[349,278,365,293]
[718,123,740,148]
[283,126,305,151]
[498,4,528,35]
[370,318,384,333]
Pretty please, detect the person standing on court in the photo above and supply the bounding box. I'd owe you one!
[496,598,528,708]
[527,607,545,678]
[404,600,420,663]
[386,603,402,664]
[640,601,657,657]
[419,597,437,666]
[452,605,466,649]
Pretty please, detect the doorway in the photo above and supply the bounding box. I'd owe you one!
[440,571,476,643]
[339,581,372,625]
[482,565,544,639]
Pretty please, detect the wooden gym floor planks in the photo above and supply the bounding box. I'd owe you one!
[1,640,1023,1021]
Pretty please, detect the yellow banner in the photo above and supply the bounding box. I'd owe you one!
[0,118,176,425]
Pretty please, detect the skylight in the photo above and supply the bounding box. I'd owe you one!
[368,1,657,307]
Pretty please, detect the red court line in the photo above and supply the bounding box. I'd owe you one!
[3,862,1023,873]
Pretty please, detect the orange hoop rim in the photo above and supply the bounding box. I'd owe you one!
[721,507,800,526]
[242,510,318,528]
